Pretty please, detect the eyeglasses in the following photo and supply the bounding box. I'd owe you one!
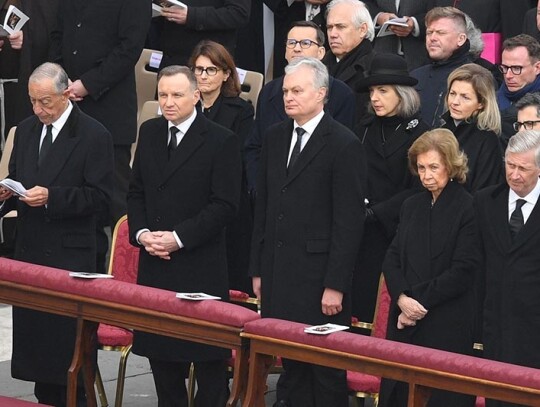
[285,39,320,49]
[498,64,526,75]
[513,120,540,131]
[192,66,221,76]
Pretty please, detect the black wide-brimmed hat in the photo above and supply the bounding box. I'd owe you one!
[356,53,417,91]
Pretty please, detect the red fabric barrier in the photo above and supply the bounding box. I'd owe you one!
[0,396,51,406]
[0,258,260,328]
[244,318,540,390]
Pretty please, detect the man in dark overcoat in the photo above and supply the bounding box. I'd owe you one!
[244,20,356,195]
[127,65,241,407]
[49,0,151,230]
[0,62,114,406]
[156,0,250,68]
[250,57,365,407]
[474,129,540,407]
[323,0,375,123]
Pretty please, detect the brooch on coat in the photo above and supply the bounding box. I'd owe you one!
[406,119,419,131]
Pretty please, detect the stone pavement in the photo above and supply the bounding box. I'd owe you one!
[0,303,282,406]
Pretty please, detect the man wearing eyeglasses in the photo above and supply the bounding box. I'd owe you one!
[244,20,355,197]
[496,34,540,148]
[514,92,540,134]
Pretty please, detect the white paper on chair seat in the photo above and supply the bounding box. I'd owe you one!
[176,292,221,301]
[69,272,114,279]
[304,323,349,335]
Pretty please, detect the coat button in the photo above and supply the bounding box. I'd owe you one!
[281,187,287,193]
[277,240,283,248]
[73,50,78,55]
[76,22,82,28]
[277,214,284,221]
[157,186,164,191]
[155,217,161,223]
[44,250,51,256]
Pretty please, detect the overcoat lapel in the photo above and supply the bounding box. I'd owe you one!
[487,184,513,253]
[162,114,204,182]
[511,189,540,251]
[283,114,328,186]
[383,125,413,157]
[37,105,82,185]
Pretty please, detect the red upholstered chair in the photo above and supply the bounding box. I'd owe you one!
[94,215,139,407]
[0,396,52,406]
[349,275,391,406]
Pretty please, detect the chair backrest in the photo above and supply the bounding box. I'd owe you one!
[371,275,391,339]
[239,70,264,115]
[107,215,139,284]
[0,126,16,179]
[131,100,161,167]
[135,48,160,117]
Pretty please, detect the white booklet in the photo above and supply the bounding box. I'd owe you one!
[377,17,409,38]
[152,0,187,17]
[69,272,114,279]
[1,5,29,36]
[304,323,350,335]
[176,292,221,301]
[0,178,27,197]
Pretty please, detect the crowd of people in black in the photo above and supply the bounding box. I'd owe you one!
[1,0,540,406]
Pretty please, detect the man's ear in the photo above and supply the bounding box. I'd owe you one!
[457,33,467,47]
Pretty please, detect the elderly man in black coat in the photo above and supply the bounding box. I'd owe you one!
[250,57,365,407]
[244,20,356,194]
[475,130,540,407]
[1,62,114,407]
[323,0,375,122]
[127,65,241,407]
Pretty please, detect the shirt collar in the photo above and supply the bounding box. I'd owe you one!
[293,110,324,135]
[168,108,197,134]
[49,101,73,133]
[509,177,540,205]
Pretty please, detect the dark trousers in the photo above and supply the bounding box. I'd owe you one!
[281,358,348,407]
[149,358,229,407]
[34,382,87,407]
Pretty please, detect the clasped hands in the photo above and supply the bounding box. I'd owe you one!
[0,186,48,207]
[139,230,180,260]
[396,293,428,329]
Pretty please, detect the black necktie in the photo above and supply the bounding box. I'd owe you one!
[288,127,306,172]
[39,124,53,167]
[509,199,526,239]
[168,127,179,160]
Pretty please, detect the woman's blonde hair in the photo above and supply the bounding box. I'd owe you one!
[446,63,501,135]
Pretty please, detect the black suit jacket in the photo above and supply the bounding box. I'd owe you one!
[244,75,356,191]
[8,104,114,385]
[159,0,251,67]
[250,113,366,325]
[49,0,151,145]
[523,7,540,42]
[475,183,540,370]
[127,113,241,361]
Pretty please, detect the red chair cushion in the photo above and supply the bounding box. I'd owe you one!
[476,397,485,407]
[109,218,139,284]
[229,289,249,301]
[0,396,51,406]
[97,324,133,347]
[347,370,381,394]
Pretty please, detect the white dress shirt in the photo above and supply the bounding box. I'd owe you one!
[508,177,540,223]
[287,110,324,166]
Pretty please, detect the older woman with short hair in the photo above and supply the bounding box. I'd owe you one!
[380,128,479,407]
[352,52,430,323]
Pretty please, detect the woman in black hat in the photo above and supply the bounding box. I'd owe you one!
[352,52,430,325]
[440,63,503,192]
